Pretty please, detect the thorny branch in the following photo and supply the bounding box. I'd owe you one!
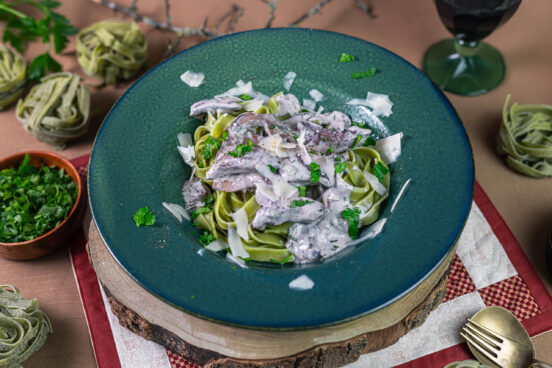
[91,0,374,54]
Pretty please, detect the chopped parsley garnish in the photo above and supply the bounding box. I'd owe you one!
[363,136,376,146]
[290,200,311,208]
[372,162,389,182]
[352,68,377,79]
[202,195,215,208]
[268,164,277,173]
[352,134,362,149]
[297,185,306,197]
[309,162,321,183]
[352,121,366,128]
[270,124,275,129]
[334,156,341,161]
[279,253,294,264]
[325,147,334,155]
[239,256,252,262]
[339,53,356,63]
[0,154,79,242]
[221,131,229,140]
[228,140,254,158]
[309,150,317,155]
[335,161,347,173]
[240,94,252,101]
[198,231,216,246]
[341,207,361,239]
[190,206,211,220]
[133,207,156,227]
[292,133,298,141]
[202,136,221,160]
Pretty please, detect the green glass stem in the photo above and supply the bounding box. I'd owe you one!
[422,38,506,96]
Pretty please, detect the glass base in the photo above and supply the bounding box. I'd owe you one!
[422,39,505,96]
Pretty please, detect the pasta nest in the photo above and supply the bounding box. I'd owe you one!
[0,44,26,110]
[76,20,147,85]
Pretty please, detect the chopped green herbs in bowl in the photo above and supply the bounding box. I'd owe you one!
[0,151,84,260]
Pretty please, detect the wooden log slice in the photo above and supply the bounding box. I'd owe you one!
[88,221,454,367]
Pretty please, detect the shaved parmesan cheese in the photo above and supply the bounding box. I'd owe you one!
[375,132,402,164]
[362,170,387,195]
[243,98,265,112]
[256,164,298,199]
[391,178,411,213]
[197,248,206,256]
[258,134,293,157]
[255,182,279,202]
[296,130,312,165]
[283,72,296,91]
[227,225,250,259]
[346,98,368,106]
[316,105,325,114]
[205,239,229,252]
[309,89,324,102]
[275,94,301,117]
[366,92,393,117]
[177,132,192,147]
[162,202,190,223]
[180,70,205,87]
[218,80,270,102]
[289,275,314,290]
[231,207,250,241]
[226,253,248,269]
[350,218,387,245]
[302,98,316,111]
[177,145,195,167]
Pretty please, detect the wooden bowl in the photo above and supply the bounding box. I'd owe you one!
[0,151,85,260]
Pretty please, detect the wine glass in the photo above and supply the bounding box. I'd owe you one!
[423,0,522,96]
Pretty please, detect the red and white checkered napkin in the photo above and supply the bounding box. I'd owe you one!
[69,155,552,368]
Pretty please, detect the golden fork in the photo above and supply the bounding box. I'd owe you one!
[461,318,552,368]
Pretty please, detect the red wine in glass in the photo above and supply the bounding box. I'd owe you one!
[423,0,522,96]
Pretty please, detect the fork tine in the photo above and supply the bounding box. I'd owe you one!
[460,330,498,364]
[464,322,502,348]
[467,319,504,344]
[461,325,500,355]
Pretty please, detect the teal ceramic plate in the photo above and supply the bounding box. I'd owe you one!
[89,28,473,329]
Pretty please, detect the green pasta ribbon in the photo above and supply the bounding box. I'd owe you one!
[496,94,552,178]
[444,360,491,368]
[76,20,147,85]
[16,72,91,150]
[0,44,26,110]
[0,285,52,368]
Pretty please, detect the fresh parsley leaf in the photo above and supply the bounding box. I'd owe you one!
[198,231,216,246]
[325,147,334,155]
[339,53,355,63]
[221,131,229,140]
[335,161,347,173]
[202,195,215,208]
[202,136,221,160]
[297,185,306,197]
[341,207,361,239]
[352,134,362,149]
[290,200,311,208]
[133,206,156,227]
[268,164,277,173]
[240,94,252,101]
[372,161,389,182]
[191,206,211,220]
[279,253,294,264]
[363,137,376,146]
[228,140,254,158]
[309,162,321,183]
[352,68,377,79]
[27,52,61,80]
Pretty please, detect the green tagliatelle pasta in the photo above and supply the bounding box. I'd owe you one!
[0,285,52,368]
[190,94,390,263]
[496,94,552,178]
[15,72,90,150]
[76,20,147,85]
[0,44,26,110]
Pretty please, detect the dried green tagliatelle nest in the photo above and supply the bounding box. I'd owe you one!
[0,285,52,368]
[16,72,91,150]
[76,20,147,85]
[0,44,26,110]
[497,94,552,178]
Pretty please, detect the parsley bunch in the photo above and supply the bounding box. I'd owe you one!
[0,0,78,80]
